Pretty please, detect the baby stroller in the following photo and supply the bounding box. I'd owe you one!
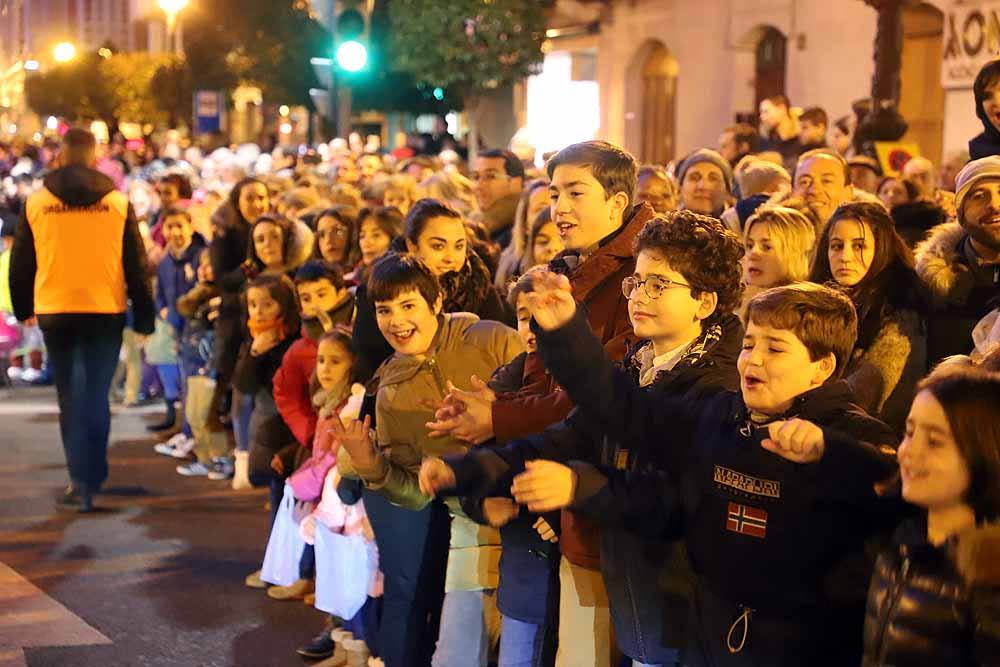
[0,313,21,388]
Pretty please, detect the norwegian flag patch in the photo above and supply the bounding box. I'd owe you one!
[726,502,768,539]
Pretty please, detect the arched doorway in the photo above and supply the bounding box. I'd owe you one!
[899,3,944,165]
[625,41,678,165]
[754,27,787,109]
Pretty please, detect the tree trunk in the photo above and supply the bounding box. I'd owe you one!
[465,94,481,163]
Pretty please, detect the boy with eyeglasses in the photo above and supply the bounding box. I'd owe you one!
[421,211,747,666]
[428,140,657,667]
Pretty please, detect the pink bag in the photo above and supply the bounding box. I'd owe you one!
[0,316,20,354]
[289,449,338,502]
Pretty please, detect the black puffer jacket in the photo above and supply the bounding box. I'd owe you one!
[863,518,1000,667]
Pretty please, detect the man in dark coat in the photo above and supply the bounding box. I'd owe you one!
[9,128,154,512]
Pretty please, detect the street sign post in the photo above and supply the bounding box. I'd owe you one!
[194,90,224,134]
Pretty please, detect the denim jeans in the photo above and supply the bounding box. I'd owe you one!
[363,489,448,667]
[431,589,499,667]
[42,316,124,490]
[499,614,548,667]
[231,388,253,453]
[155,362,182,401]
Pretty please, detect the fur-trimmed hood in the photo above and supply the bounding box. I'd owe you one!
[956,523,1000,587]
[284,219,315,274]
[914,221,968,302]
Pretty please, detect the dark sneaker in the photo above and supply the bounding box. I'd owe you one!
[56,484,94,513]
[207,457,235,480]
[296,630,336,659]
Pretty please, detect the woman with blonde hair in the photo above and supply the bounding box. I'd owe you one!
[743,206,816,285]
[420,170,478,217]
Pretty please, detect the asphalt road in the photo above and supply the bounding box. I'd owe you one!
[0,386,324,667]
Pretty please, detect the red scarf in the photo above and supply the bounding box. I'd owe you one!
[248,317,285,340]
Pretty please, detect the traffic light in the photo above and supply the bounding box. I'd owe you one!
[335,0,370,73]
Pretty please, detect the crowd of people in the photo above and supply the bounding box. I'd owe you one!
[3,58,1000,667]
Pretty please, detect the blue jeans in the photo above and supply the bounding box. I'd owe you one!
[231,388,253,452]
[499,615,547,667]
[155,363,182,401]
[363,489,448,667]
[42,316,123,490]
[432,589,498,667]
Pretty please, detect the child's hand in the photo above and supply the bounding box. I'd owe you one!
[511,460,578,513]
[533,517,558,543]
[418,457,457,497]
[316,309,334,333]
[425,377,496,444]
[761,419,825,463]
[270,453,285,476]
[482,497,519,528]
[329,415,377,470]
[159,307,168,320]
[250,329,280,357]
[524,270,576,331]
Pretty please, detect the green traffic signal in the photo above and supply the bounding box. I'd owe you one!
[336,40,368,72]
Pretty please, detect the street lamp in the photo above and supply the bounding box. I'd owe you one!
[158,0,189,53]
[53,42,77,63]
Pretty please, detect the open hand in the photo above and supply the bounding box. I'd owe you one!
[425,376,496,444]
[761,419,825,463]
[418,457,457,497]
[524,270,576,331]
[511,460,578,513]
[482,497,520,528]
[270,453,285,476]
[329,415,377,470]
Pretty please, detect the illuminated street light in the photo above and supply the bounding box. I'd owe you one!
[53,42,77,63]
[46,116,59,131]
[159,0,189,53]
[24,60,40,71]
[279,105,290,117]
[98,47,113,59]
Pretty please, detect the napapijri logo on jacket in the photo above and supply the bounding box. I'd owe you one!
[726,502,768,539]
[713,465,781,499]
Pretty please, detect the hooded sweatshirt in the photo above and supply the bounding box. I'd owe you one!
[10,164,154,333]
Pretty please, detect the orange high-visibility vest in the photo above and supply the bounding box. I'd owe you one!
[25,188,130,315]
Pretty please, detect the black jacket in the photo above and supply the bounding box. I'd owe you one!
[446,315,743,662]
[208,202,251,377]
[535,308,901,666]
[569,314,744,663]
[863,518,1000,666]
[970,81,1000,159]
[9,165,154,334]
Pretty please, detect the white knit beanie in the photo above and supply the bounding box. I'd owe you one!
[955,156,1000,218]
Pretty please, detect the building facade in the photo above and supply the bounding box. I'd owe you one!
[522,0,982,169]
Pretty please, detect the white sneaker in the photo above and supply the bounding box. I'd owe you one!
[170,436,197,459]
[6,366,22,381]
[176,461,210,476]
[154,432,189,456]
[20,368,42,383]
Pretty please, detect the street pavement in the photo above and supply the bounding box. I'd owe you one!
[0,386,323,667]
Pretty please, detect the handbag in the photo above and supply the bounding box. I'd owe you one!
[260,483,308,586]
[313,521,377,619]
